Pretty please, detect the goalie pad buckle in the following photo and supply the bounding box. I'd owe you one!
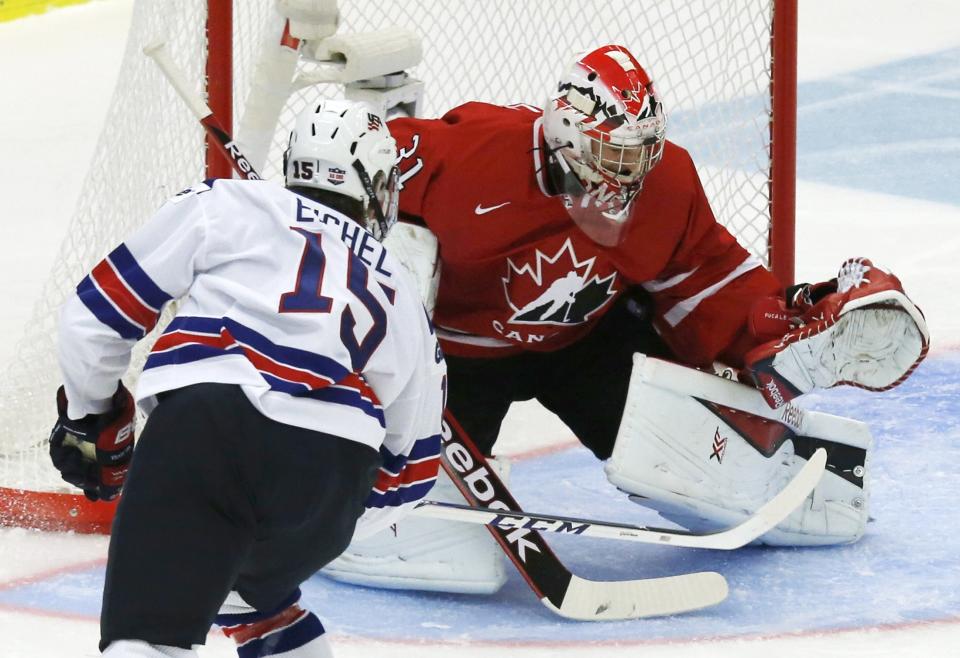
[605,355,873,547]
[746,258,929,409]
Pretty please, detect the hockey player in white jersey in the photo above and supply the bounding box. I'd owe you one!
[48,100,446,658]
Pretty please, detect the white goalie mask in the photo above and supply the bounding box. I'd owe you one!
[543,45,666,246]
[285,99,400,241]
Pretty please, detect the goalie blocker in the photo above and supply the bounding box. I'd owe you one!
[607,354,872,546]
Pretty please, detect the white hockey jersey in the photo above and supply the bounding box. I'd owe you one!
[58,179,446,537]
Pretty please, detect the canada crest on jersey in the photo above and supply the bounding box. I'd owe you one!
[501,238,617,326]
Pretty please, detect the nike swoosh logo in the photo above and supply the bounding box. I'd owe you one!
[474,201,511,215]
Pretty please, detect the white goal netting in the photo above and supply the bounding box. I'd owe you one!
[0,0,780,503]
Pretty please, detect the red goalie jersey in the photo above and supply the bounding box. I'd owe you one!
[390,102,781,367]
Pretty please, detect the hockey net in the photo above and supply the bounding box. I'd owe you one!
[0,0,796,532]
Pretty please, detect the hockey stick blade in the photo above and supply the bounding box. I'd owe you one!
[414,446,826,550]
[439,411,729,620]
[547,571,727,621]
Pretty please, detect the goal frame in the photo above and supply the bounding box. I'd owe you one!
[0,0,798,534]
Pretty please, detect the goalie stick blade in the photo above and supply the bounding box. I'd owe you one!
[546,572,728,621]
[412,447,827,550]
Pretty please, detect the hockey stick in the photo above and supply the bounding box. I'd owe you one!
[437,410,731,620]
[143,41,261,180]
[415,444,825,550]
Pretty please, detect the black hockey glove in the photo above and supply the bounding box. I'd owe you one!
[49,382,135,502]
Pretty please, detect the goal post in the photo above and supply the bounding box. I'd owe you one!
[0,0,797,533]
[206,0,235,180]
[770,0,798,286]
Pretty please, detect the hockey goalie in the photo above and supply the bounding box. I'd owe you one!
[323,44,929,595]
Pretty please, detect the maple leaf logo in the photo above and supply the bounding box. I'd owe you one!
[501,238,617,325]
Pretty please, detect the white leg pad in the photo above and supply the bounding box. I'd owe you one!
[605,355,872,546]
[322,458,508,594]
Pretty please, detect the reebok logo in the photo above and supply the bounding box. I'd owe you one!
[779,404,804,433]
[224,141,261,179]
[441,420,541,562]
[765,379,787,408]
[474,201,511,215]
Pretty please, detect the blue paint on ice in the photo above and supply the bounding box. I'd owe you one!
[3,354,958,642]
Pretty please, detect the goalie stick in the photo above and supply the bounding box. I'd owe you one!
[144,44,817,621]
[414,442,825,550]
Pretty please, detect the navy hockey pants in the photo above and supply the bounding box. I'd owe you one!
[99,383,380,651]
[445,290,674,460]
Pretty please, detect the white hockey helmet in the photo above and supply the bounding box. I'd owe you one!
[543,45,666,246]
[285,99,400,240]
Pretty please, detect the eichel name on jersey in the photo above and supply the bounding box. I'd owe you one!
[293,195,392,277]
[58,179,447,539]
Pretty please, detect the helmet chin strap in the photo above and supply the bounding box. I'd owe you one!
[351,159,389,239]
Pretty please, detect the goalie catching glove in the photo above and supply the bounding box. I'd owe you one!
[49,382,135,501]
[744,258,929,409]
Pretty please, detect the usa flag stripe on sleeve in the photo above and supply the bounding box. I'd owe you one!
[372,458,439,492]
[367,479,437,508]
[76,275,145,340]
[76,244,173,340]
[380,433,441,472]
[366,433,440,508]
[90,259,160,330]
[107,244,173,310]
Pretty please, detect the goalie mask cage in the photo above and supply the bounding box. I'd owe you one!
[0,0,797,532]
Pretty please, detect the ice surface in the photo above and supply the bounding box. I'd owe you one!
[1,1,958,656]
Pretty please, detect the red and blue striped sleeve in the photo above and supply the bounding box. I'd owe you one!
[59,187,208,418]
[366,433,441,508]
[76,244,173,340]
